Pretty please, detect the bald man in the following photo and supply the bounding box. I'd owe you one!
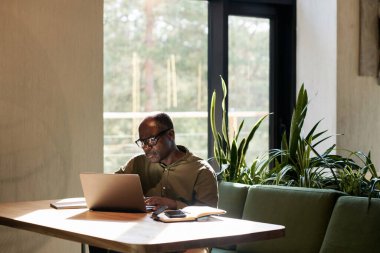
[118,112,218,210]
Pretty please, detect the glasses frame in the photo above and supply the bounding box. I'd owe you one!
[135,128,172,148]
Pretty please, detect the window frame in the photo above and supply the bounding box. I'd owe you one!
[207,0,296,157]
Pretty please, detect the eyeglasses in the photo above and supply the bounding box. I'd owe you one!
[135,128,171,148]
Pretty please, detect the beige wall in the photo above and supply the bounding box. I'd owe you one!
[0,0,103,252]
[337,0,380,167]
[298,0,380,169]
[297,0,337,153]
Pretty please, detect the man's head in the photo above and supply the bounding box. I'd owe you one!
[135,112,176,163]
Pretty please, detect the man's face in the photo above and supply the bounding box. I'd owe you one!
[137,119,172,163]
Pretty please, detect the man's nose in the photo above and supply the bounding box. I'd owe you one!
[142,144,153,150]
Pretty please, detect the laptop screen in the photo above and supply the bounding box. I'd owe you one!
[80,173,151,212]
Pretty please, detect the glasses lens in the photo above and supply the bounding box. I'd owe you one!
[135,137,157,148]
[146,137,157,146]
[135,129,170,148]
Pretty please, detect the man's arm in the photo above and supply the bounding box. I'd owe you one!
[114,158,134,174]
[189,168,219,208]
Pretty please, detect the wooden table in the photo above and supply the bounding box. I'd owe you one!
[0,199,285,253]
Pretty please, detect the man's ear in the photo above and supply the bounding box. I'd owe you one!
[167,129,175,140]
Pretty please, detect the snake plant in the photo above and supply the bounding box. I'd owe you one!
[210,76,270,184]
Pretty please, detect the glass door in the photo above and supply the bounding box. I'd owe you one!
[228,16,270,162]
[208,0,295,160]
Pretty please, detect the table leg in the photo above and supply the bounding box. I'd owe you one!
[81,243,86,253]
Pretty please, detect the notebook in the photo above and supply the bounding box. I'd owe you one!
[79,173,153,212]
[152,206,227,223]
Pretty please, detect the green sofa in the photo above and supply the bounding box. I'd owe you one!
[213,182,380,253]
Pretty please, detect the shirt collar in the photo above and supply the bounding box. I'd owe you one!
[159,145,190,169]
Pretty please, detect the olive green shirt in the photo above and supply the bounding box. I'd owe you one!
[115,146,218,209]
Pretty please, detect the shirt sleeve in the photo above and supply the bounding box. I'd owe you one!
[114,158,134,174]
[193,168,219,208]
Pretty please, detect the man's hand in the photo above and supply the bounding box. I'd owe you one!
[145,196,177,210]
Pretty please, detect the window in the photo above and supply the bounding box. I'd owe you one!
[104,0,296,172]
[208,0,296,156]
[104,0,208,172]
[228,16,270,162]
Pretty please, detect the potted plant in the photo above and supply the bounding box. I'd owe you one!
[265,84,380,198]
[210,77,380,198]
[264,84,337,187]
[209,76,270,184]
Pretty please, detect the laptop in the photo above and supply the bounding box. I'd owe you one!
[80,173,153,212]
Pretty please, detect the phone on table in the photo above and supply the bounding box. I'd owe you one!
[151,205,168,218]
[165,210,186,218]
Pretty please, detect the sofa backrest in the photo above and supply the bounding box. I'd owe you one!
[213,181,250,252]
[218,181,250,219]
[319,196,380,253]
[237,185,345,253]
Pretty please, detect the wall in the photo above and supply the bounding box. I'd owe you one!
[297,0,380,169]
[0,0,103,252]
[337,0,380,168]
[296,0,337,153]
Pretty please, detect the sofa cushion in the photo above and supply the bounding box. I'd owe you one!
[319,196,380,253]
[237,185,345,253]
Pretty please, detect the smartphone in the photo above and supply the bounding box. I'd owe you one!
[165,210,186,218]
[151,205,168,217]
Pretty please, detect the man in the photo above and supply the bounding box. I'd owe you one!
[90,112,218,252]
[117,112,218,209]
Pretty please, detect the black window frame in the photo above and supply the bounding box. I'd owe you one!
[207,0,296,157]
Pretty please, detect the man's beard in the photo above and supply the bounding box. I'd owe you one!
[145,150,160,162]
